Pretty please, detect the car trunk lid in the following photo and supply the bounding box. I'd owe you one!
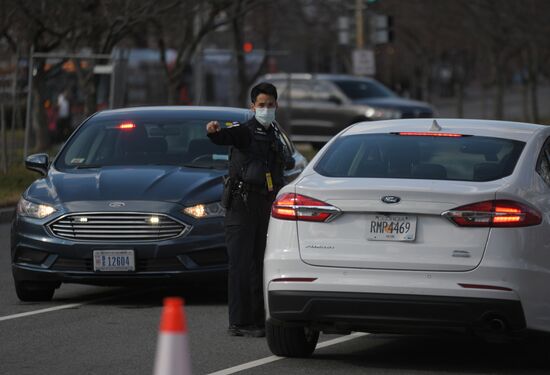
[294,176,502,271]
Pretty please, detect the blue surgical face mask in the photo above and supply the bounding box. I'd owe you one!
[255,107,276,128]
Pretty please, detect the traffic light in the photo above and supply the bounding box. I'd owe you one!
[243,42,254,53]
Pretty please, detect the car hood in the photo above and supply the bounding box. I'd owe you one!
[352,96,432,110]
[25,166,225,207]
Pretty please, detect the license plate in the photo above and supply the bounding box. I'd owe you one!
[93,250,135,272]
[366,214,417,241]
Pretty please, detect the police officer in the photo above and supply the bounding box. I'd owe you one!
[206,82,294,337]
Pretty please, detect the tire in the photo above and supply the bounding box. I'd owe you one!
[15,281,56,302]
[266,320,319,357]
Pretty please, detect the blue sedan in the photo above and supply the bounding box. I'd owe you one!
[11,106,307,301]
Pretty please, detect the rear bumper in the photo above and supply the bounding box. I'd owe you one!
[268,290,526,334]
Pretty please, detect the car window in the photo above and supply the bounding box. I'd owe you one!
[311,81,342,102]
[56,118,233,170]
[276,80,314,102]
[536,137,550,186]
[331,79,396,99]
[315,133,524,181]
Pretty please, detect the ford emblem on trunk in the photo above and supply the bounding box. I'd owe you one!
[382,196,401,204]
[109,201,126,208]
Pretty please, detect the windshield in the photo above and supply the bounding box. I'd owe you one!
[331,79,396,100]
[56,117,233,170]
[315,133,524,181]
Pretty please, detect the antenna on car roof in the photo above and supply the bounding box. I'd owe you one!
[430,120,442,131]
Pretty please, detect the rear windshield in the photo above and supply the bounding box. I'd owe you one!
[315,133,525,181]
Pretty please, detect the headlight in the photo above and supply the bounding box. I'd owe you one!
[183,202,225,219]
[17,197,57,219]
[365,107,402,120]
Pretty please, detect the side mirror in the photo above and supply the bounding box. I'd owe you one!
[25,153,49,176]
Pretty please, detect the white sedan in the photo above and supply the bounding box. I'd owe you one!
[264,118,550,357]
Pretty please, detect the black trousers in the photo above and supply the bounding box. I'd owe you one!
[224,191,273,327]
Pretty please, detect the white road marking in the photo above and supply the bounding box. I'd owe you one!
[0,289,154,322]
[0,302,88,322]
[207,332,369,375]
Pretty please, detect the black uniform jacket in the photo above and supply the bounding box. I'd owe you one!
[207,117,293,192]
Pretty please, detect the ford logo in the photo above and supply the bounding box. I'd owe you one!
[109,201,126,208]
[381,196,401,204]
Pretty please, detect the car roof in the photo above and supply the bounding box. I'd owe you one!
[93,106,252,119]
[343,118,548,142]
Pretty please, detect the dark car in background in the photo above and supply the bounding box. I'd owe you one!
[257,73,434,147]
[11,106,307,301]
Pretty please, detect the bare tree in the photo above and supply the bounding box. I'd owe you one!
[63,0,173,116]
[12,0,73,151]
[153,0,242,104]
[509,0,550,123]
[230,0,271,106]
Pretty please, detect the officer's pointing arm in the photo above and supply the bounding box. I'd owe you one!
[206,121,250,148]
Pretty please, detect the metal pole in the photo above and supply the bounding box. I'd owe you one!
[9,47,19,165]
[1,104,7,173]
[109,57,116,109]
[193,3,204,105]
[355,0,364,49]
[23,45,34,162]
[285,72,292,136]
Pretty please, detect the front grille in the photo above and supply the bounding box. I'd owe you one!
[139,257,187,272]
[49,212,190,242]
[187,248,227,267]
[51,257,92,271]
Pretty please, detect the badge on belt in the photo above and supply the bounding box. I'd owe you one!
[266,172,274,192]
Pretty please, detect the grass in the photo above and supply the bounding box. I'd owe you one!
[0,140,61,208]
[0,164,39,208]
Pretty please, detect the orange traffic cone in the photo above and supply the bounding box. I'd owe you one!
[153,297,192,375]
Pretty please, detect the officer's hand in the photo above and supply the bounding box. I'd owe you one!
[206,121,221,134]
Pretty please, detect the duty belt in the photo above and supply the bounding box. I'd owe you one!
[235,180,267,194]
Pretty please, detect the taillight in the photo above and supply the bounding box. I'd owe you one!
[271,193,341,222]
[442,200,542,227]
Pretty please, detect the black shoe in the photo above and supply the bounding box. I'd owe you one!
[227,325,265,337]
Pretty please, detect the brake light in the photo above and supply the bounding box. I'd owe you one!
[398,132,463,137]
[442,200,541,227]
[117,122,136,130]
[271,193,341,222]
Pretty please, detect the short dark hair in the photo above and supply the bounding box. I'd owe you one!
[250,82,278,103]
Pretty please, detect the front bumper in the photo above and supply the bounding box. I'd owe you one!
[11,210,228,285]
[268,290,526,335]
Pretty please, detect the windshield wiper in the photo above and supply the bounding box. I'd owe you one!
[183,162,228,170]
[74,164,104,169]
[183,163,215,169]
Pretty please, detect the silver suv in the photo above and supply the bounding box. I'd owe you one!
[257,73,434,147]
